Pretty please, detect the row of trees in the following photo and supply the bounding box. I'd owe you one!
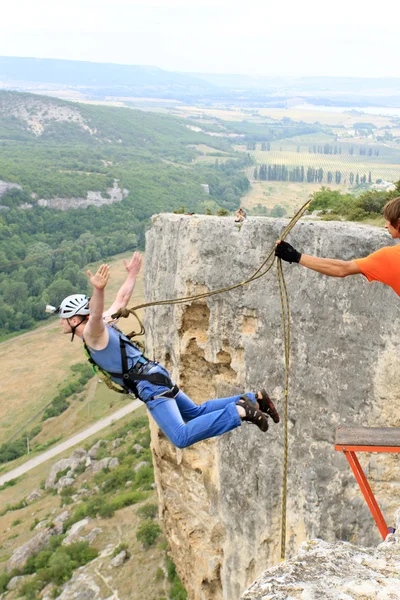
[246,142,382,157]
[253,164,374,185]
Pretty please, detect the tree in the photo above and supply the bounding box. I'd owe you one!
[44,279,76,306]
[136,521,161,548]
[271,205,286,217]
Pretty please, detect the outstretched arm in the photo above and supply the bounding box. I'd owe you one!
[299,254,361,277]
[275,241,361,278]
[84,264,110,344]
[104,252,143,320]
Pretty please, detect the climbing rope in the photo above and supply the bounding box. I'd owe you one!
[112,200,310,560]
[277,257,291,560]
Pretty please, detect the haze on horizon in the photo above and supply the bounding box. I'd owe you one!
[0,0,399,79]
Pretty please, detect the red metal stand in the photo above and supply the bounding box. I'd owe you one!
[335,444,400,540]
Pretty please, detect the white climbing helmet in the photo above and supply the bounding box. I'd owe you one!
[58,294,90,319]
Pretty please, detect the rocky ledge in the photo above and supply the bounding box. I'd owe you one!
[241,510,400,600]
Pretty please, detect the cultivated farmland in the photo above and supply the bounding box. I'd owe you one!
[239,143,400,185]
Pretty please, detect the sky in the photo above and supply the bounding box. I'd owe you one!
[0,0,399,78]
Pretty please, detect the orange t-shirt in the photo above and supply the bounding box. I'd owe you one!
[354,245,400,296]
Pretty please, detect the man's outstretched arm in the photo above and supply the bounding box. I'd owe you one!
[84,264,110,344]
[104,252,143,320]
[275,240,361,278]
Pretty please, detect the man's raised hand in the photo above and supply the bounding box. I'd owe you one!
[87,264,110,290]
[123,252,143,278]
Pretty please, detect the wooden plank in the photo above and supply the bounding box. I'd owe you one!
[335,427,400,447]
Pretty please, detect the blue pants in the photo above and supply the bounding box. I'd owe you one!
[135,363,256,448]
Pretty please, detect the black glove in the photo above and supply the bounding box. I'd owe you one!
[275,240,302,264]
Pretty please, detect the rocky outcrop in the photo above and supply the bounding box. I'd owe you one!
[45,448,87,489]
[144,215,400,600]
[7,530,53,572]
[0,180,22,198]
[241,514,400,599]
[36,180,128,210]
[0,94,96,136]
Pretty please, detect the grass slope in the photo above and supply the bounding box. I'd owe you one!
[0,410,185,600]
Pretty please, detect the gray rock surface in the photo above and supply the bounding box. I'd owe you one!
[145,215,400,600]
[88,440,106,459]
[25,488,42,503]
[7,530,53,572]
[240,536,400,599]
[57,476,75,490]
[62,518,91,545]
[0,180,22,198]
[109,550,127,568]
[108,457,120,469]
[56,574,102,600]
[134,461,149,472]
[36,180,128,210]
[92,457,111,473]
[45,449,87,488]
[6,575,25,590]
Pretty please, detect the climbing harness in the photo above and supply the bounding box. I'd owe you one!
[83,325,177,400]
[110,199,310,560]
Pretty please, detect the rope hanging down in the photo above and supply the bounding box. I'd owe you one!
[112,200,310,561]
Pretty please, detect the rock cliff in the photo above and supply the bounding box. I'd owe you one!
[144,215,400,600]
[241,525,400,599]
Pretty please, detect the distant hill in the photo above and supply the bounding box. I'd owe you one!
[0,56,214,90]
[2,57,400,106]
[0,56,215,101]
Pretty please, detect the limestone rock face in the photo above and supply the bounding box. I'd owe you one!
[36,180,128,210]
[7,530,53,572]
[240,536,400,599]
[144,215,400,600]
[0,180,22,198]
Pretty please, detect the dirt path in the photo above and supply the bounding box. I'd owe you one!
[0,398,142,486]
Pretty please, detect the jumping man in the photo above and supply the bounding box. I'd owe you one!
[56,253,280,448]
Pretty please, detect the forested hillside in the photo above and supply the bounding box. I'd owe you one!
[0,91,252,337]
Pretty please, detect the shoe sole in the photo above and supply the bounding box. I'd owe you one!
[259,389,280,423]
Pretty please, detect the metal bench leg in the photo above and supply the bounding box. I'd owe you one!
[344,450,389,540]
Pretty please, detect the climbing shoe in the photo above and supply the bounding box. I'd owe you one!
[257,389,280,424]
[236,396,269,432]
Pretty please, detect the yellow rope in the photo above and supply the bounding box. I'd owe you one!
[277,258,291,561]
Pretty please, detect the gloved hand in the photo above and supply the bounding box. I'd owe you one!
[275,240,302,264]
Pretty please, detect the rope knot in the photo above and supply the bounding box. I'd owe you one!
[113,307,131,319]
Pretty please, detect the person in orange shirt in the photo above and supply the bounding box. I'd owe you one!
[275,196,400,296]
